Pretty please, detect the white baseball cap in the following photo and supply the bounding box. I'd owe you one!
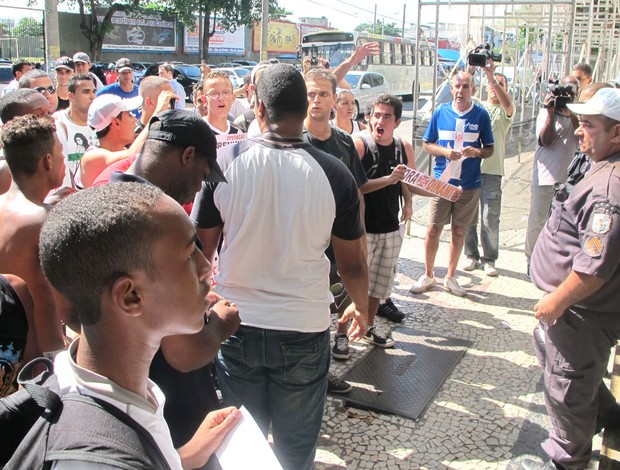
[88,94,143,131]
[567,88,620,122]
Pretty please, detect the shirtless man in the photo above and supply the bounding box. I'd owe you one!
[0,115,67,356]
[0,89,52,195]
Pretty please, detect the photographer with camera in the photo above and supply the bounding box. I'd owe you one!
[524,75,580,274]
[464,58,514,277]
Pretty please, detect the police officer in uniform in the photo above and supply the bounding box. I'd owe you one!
[520,88,620,470]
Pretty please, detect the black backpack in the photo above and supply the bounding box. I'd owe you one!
[0,357,172,469]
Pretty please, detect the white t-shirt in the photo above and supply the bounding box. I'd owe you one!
[52,339,182,470]
[191,139,364,332]
[532,108,578,186]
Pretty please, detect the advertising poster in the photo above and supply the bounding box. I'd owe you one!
[97,8,177,52]
[252,20,299,54]
[184,21,245,55]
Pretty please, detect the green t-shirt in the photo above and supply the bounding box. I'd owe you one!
[481,101,513,176]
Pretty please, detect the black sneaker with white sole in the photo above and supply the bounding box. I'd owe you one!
[327,372,352,394]
[362,326,395,348]
[376,298,405,323]
[332,333,350,360]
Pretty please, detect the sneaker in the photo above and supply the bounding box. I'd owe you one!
[363,326,395,348]
[327,372,352,394]
[332,334,350,360]
[444,277,467,297]
[409,274,436,294]
[482,261,498,276]
[376,298,405,323]
[463,257,478,271]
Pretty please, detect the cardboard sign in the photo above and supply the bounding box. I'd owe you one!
[403,167,460,201]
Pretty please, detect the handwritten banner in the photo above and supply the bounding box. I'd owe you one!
[403,167,460,201]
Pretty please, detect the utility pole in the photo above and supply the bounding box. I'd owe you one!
[43,0,60,65]
[260,0,269,61]
[402,4,406,38]
[373,4,377,34]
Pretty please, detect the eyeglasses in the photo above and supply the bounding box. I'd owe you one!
[204,90,232,99]
[34,85,56,95]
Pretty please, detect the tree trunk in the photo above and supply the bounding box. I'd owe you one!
[201,9,211,61]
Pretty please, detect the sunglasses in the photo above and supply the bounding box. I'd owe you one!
[34,85,56,95]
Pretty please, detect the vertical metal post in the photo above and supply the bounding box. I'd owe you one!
[402,4,406,38]
[260,0,269,61]
[374,4,377,34]
[599,345,620,469]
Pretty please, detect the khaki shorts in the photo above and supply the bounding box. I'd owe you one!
[429,188,481,227]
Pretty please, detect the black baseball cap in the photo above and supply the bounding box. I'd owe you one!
[147,110,226,183]
[55,56,74,71]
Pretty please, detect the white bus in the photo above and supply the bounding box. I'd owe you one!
[300,30,436,99]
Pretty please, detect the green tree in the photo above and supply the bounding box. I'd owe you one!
[354,20,401,37]
[13,17,43,37]
[160,0,286,61]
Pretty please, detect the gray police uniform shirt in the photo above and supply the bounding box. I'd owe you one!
[530,152,620,312]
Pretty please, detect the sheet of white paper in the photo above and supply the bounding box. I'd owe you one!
[215,406,283,470]
[440,143,464,182]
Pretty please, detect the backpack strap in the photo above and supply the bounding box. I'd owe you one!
[17,357,61,411]
[44,393,172,469]
[361,133,404,177]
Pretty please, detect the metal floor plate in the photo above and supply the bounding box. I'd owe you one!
[339,328,472,420]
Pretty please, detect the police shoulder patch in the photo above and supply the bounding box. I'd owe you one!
[584,236,603,257]
[592,213,612,234]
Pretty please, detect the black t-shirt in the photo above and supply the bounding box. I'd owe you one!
[303,127,368,188]
[57,97,70,111]
[360,138,407,234]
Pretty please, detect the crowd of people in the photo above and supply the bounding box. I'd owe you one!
[0,46,619,470]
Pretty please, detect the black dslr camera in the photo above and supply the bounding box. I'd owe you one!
[545,80,575,109]
[310,56,318,66]
[468,43,502,67]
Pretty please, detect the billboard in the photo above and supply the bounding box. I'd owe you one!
[252,20,300,54]
[96,8,177,52]
[184,21,245,56]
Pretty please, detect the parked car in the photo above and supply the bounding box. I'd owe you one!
[132,62,152,79]
[90,62,110,85]
[143,62,202,101]
[344,71,390,117]
[216,62,239,69]
[0,65,13,84]
[215,67,250,88]
[230,60,257,67]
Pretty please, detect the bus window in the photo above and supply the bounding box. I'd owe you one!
[405,44,415,65]
[382,42,392,65]
[394,44,402,65]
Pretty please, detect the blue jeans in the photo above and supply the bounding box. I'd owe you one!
[215,326,330,470]
[465,174,502,263]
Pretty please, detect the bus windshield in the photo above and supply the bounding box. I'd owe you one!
[302,43,356,68]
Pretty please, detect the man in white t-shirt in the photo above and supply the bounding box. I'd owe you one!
[524,76,579,270]
[38,183,241,469]
[191,64,369,470]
